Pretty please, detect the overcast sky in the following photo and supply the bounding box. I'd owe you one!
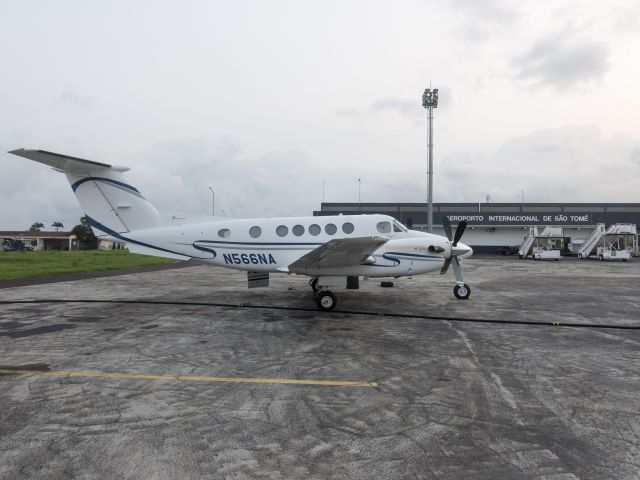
[1,0,639,230]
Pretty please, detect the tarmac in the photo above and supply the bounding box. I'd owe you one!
[0,256,639,479]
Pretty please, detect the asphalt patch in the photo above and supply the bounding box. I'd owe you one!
[0,324,76,338]
[0,363,50,372]
[65,316,104,323]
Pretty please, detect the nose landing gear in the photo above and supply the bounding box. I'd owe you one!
[453,283,471,300]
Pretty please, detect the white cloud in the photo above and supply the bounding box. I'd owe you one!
[2,124,637,231]
[437,125,640,203]
[514,32,610,90]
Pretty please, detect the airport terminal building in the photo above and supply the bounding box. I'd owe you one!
[314,202,640,254]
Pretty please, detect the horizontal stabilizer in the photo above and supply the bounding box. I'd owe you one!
[9,149,113,172]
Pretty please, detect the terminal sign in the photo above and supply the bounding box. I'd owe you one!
[445,213,593,225]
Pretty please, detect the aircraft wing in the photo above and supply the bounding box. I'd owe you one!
[289,236,387,274]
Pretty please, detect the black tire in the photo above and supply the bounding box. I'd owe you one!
[453,284,471,300]
[315,291,337,311]
[309,278,320,292]
[599,254,604,261]
[380,281,394,288]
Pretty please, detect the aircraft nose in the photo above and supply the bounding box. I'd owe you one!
[453,242,473,258]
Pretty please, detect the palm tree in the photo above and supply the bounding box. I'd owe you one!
[29,222,45,231]
[52,221,64,232]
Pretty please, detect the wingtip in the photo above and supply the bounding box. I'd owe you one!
[8,148,26,155]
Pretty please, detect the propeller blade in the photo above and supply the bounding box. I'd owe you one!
[440,257,451,274]
[452,221,467,247]
[442,216,452,242]
[451,256,464,284]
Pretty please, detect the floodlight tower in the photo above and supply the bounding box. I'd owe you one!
[422,87,439,233]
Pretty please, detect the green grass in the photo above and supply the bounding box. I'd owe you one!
[0,250,177,281]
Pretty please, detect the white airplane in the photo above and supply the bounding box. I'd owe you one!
[9,149,473,311]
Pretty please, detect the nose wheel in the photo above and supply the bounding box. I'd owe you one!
[314,290,337,311]
[453,283,471,300]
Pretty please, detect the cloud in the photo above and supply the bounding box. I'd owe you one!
[336,97,422,121]
[445,0,521,43]
[446,0,519,24]
[514,33,610,90]
[2,125,639,230]
[437,125,640,203]
[56,91,97,107]
[371,98,417,116]
[337,91,451,122]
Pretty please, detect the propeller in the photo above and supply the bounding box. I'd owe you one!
[440,216,468,275]
[440,216,472,299]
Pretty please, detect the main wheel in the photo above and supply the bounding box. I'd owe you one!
[453,284,471,300]
[309,277,320,292]
[315,291,337,311]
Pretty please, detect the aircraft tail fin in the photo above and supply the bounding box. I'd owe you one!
[9,149,162,234]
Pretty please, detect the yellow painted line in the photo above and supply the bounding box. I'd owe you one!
[0,369,378,388]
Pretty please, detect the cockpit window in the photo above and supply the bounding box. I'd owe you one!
[393,220,407,232]
[376,221,391,233]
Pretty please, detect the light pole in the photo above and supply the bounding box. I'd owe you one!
[208,186,214,216]
[422,87,439,233]
[358,178,361,212]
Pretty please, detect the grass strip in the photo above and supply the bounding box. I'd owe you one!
[0,250,176,281]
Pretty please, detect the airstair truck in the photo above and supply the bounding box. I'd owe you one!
[519,226,563,260]
[596,224,637,261]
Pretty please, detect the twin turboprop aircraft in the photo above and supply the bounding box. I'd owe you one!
[9,149,473,311]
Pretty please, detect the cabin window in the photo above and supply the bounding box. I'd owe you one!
[342,222,354,234]
[276,225,288,237]
[376,222,391,233]
[249,226,262,238]
[218,228,231,238]
[309,224,321,236]
[292,224,305,236]
[325,223,337,235]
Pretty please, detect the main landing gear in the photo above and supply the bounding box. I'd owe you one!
[310,277,337,311]
[314,290,337,311]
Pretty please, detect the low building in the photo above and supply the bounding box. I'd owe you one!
[1,231,78,251]
[314,202,640,255]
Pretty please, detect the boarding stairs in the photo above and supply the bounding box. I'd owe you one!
[579,223,637,260]
[518,227,536,258]
[598,224,638,260]
[519,226,563,260]
[577,224,606,258]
